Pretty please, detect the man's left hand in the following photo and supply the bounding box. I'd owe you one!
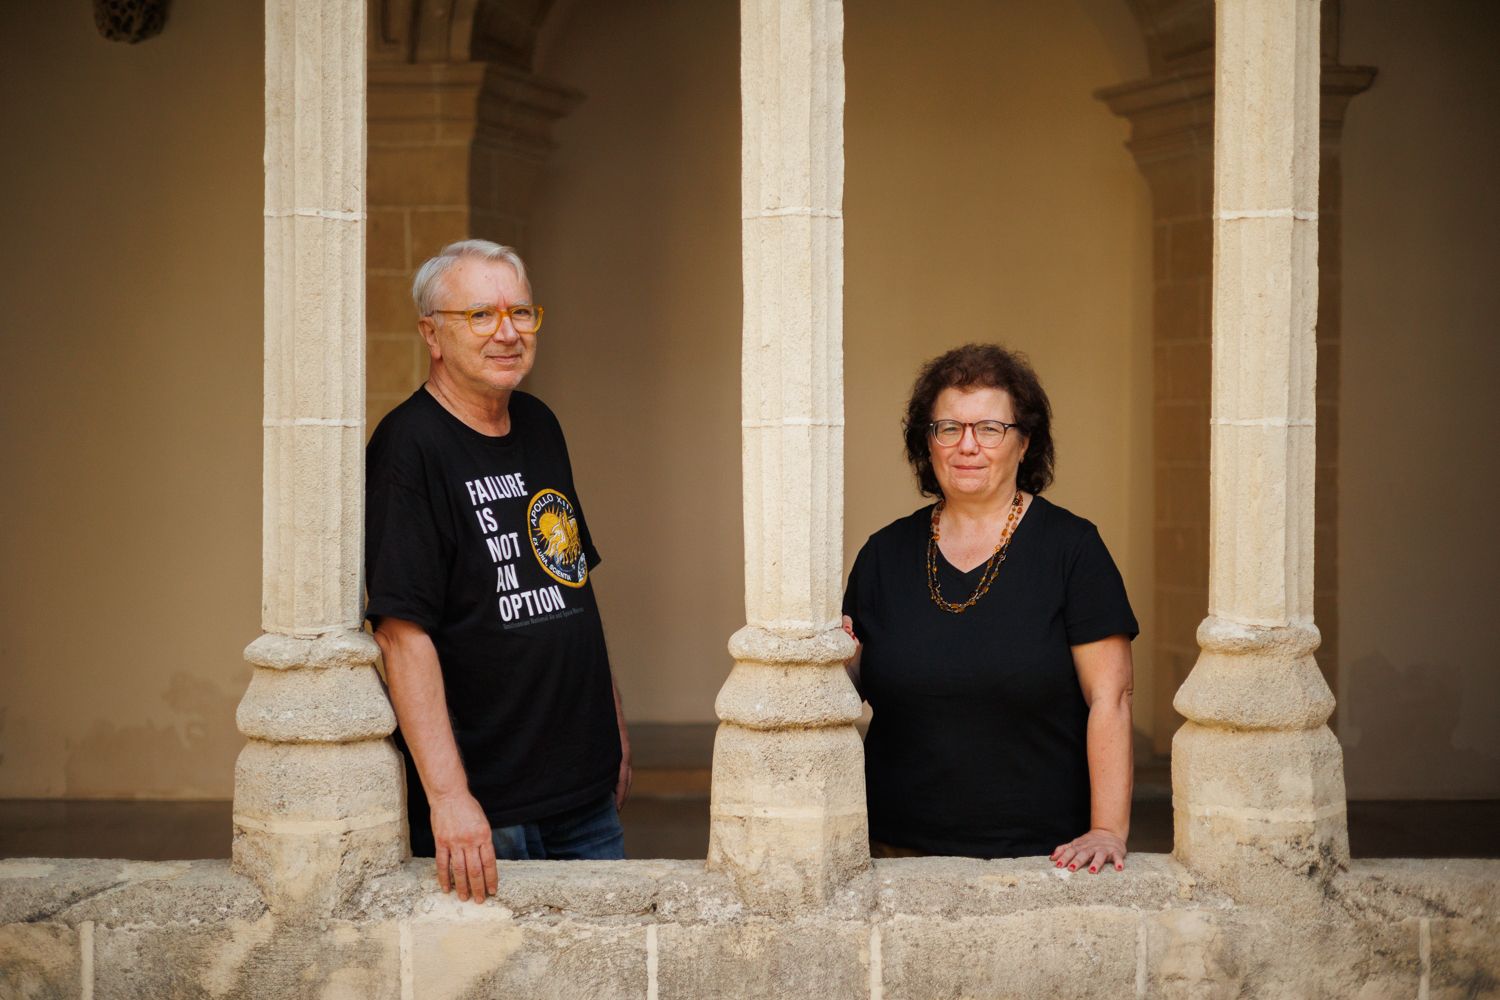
[615,752,633,809]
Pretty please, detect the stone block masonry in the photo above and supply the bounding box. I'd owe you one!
[2,856,1496,998]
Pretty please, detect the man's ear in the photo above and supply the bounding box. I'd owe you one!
[416,317,441,359]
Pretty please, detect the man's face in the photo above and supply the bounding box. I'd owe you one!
[419,258,536,398]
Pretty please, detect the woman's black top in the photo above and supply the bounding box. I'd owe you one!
[842,495,1138,858]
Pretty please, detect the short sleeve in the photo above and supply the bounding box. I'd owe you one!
[528,394,602,571]
[1062,525,1139,646]
[365,480,452,631]
[842,540,877,638]
[577,504,602,570]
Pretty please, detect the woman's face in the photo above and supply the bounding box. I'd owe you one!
[928,386,1029,502]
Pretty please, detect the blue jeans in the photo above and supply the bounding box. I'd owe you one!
[490,792,625,860]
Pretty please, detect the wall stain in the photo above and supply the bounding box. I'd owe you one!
[63,672,241,799]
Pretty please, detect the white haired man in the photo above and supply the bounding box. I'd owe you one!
[366,240,631,904]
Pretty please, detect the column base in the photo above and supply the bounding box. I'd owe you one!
[708,723,868,913]
[232,739,405,918]
[1172,721,1349,905]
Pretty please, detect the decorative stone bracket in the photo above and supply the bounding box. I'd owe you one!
[93,0,169,44]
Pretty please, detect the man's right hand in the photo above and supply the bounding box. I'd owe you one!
[430,790,497,903]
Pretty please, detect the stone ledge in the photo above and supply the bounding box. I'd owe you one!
[1334,859,1500,920]
[868,853,1221,918]
[352,855,1216,924]
[0,859,263,926]
[3,856,1497,998]
[7,856,1497,928]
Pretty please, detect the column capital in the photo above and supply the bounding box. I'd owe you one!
[475,64,584,156]
[368,0,560,69]
[369,61,582,153]
[1320,64,1378,136]
[1098,64,1379,165]
[1097,69,1215,165]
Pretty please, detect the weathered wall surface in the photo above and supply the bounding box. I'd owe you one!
[524,0,1156,730]
[0,5,262,798]
[1,856,1496,998]
[1338,0,1500,798]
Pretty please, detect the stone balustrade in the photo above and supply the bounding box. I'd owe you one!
[2,855,1495,996]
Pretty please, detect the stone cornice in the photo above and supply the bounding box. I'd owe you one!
[1098,64,1379,165]
[476,63,584,154]
[368,61,582,153]
[1320,65,1379,135]
[1096,69,1214,165]
[369,0,557,68]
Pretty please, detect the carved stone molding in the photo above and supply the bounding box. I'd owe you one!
[1097,65,1377,167]
[370,0,558,66]
[368,61,581,154]
[1097,69,1215,166]
[93,0,169,44]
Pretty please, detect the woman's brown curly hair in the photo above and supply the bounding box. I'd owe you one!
[902,343,1055,497]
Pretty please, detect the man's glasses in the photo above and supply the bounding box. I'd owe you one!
[928,419,1019,448]
[428,304,544,336]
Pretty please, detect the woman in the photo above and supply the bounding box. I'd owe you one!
[842,343,1137,873]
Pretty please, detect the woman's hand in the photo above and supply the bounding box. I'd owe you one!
[1050,828,1127,873]
[840,615,863,696]
[840,615,860,653]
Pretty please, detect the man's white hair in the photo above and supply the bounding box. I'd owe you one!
[411,239,530,315]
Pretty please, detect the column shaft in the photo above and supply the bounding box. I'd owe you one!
[708,0,866,912]
[234,0,402,918]
[1171,0,1347,901]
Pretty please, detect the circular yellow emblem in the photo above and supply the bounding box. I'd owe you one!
[526,488,588,588]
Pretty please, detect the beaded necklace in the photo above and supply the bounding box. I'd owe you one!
[926,490,1024,614]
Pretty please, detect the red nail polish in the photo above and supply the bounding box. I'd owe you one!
[1089,867,1097,873]
[1069,864,1076,871]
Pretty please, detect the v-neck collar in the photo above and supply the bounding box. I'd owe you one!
[933,495,1046,577]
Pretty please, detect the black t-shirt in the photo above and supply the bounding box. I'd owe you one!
[365,388,620,843]
[842,495,1138,858]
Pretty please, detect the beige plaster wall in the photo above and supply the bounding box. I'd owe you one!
[1338,0,1500,799]
[526,0,1154,726]
[2,1,1492,805]
[0,5,263,797]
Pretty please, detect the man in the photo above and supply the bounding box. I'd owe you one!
[366,240,631,904]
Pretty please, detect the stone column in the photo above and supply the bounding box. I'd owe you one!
[233,0,404,918]
[1170,0,1346,902]
[366,62,580,430]
[1100,62,1374,759]
[707,0,866,911]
